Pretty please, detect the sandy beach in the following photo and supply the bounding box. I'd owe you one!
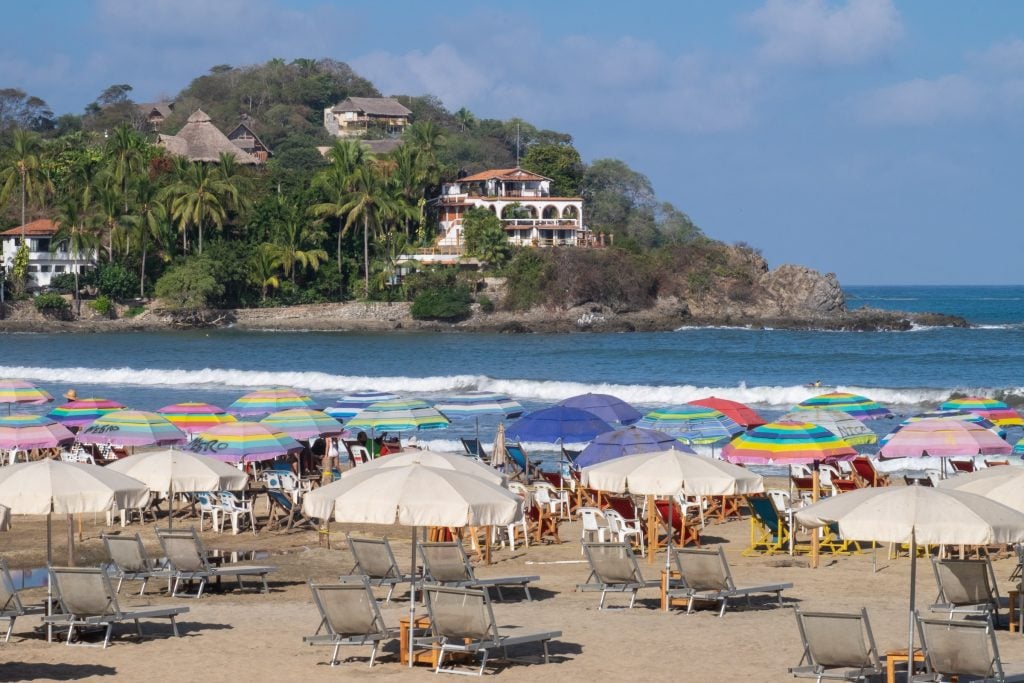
[4,483,1024,683]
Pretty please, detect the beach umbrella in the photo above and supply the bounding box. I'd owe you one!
[881,410,1005,448]
[106,448,250,528]
[227,387,319,418]
[688,397,767,429]
[0,415,75,450]
[46,398,125,428]
[324,391,401,421]
[796,486,1024,671]
[721,421,858,465]
[877,418,1012,460]
[937,466,1024,514]
[636,405,744,445]
[340,449,507,487]
[557,393,641,426]
[433,391,523,447]
[185,422,303,464]
[76,410,187,448]
[574,426,693,469]
[346,399,450,434]
[793,392,892,421]
[260,408,344,441]
[505,405,613,444]
[0,379,53,414]
[939,396,1024,427]
[156,402,236,434]
[779,409,878,447]
[491,422,507,469]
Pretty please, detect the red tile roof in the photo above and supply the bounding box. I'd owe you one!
[458,168,551,183]
[0,219,57,237]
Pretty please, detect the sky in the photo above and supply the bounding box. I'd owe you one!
[1,0,1023,285]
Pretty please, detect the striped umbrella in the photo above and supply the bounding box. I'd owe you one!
[722,421,858,465]
[228,387,319,418]
[77,410,187,447]
[0,415,75,449]
[324,391,401,421]
[434,391,523,420]
[793,392,892,421]
[779,409,878,447]
[688,397,767,429]
[636,405,744,445]
[47,398,125,428]
[185,422,303,463]
[156,402,236,434]
[557,393,641,425]
[939,397,1024,427]
[882,410,1004,447]
[0,380,53,414]
[879,418,1012,459]
[260,408,345,440]
[346,399,450,434]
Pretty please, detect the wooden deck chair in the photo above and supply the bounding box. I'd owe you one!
[577,542,660,609]
[43,567,188,648]
[0,558,46,642]
[819,523,862,556]
[460,437,488,460]
[654,499,701,548]
[266,489,315,531]
[744,495,792,556]
[424,585,561,676]
[850,457,889,487]
[419,542,538,601]
[345,535,414,604]
[830,478,860,495]
[789,607,883,681]
[950,459,976,474]
[914,612,1007,682]
[156,527,276,598]
[667,546,792,617]
[503,443,542,481]
[102,533,172,596]
[929,557,1001,624]
[303,578,398,667]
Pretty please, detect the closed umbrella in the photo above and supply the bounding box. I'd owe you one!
[0,379,53,414]
[793,392,892,421]
[939,396,1024,427]
[324,391,401,421]
[558,393,641,426]
[0,415,75,450]
[575,426,692,469]
[77,410,187,448]
[228,387,319,418]
[186,422,303,464]
[637,405,743,445]
[47,398,125,429]
[779,409,877,447]
[688,397,766,429]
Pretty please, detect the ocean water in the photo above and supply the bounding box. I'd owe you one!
[3,285,1024,464]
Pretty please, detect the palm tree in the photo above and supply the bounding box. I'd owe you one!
[337,164,396,297]
[310,140,371,281]
[52,195,100,315]
[93,174,123,261]
[122,176,171,297]
[273,198,328,283]
[454,107,476,132]
[106,124,144,214]
[389,145,429,240]
[161,160,238,255]
[250,243,282,301]
[0,129,48,237]
[404,121,445,186]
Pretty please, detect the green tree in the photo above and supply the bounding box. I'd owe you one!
[250,242,282,301]
[52,195,100,314]
[154,258,224,311]
[461,206,509,267]
[161,159,239,255]
[122,176,172,297]
[272,198,328,283]
[0,129,49,233]
[454,107,476,133]
[310,139,370,279]
[521,143,583,197]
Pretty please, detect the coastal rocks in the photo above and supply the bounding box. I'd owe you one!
[757,264,846,317]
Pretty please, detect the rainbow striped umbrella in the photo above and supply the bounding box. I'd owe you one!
[882,410,1004,447]
[688,397,766,428]
[186,422,303,463]
[939,397,1024,427]
[636,405,743,445]
[0,415,75,449]
[260,409,344,440]
[879,418,1012,459]
[347,399,450,433]
[779,409,878,447]
[793,392,892,421]
[0,379,53,413]
[722,421,858,465]
[47,398,125,428]
[157,402,236,433]
[77,410,187,447]
[228,387,319,418]
[325,391,401,420]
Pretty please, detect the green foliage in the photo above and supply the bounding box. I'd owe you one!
[89,295,113,316]
[11,242,29,296]
[502,249,553,310]
[411,284,472,321]
[125,305,145,317]
[33,292,70,317]
[154,258,224,311]
[521,143,583,197]
[477,294,494,313]
[461,207,510,267]
[49,272,77,294]
[96,262,136,300]
[201,240,255,307]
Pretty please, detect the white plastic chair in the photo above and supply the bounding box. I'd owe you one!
[194,492,223,532]
[766,489,792,512]
[577,507,608,553]
[603,509,644,555]
[533,482,570,519]
[350,445,370,465]
[218,491,257,536]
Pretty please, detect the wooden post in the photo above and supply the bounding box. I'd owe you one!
[485,526,491,565]
[66,514,75,566]
[811,468,820,569]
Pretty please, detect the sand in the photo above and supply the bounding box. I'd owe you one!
[3,497,1024,683]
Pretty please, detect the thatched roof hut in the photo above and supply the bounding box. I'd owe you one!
[157,109,260,164]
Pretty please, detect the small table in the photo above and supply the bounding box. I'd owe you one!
[885,648,924,683]
[1010,589,1020,633]
[660,569,686,611]
[399,616,435,666]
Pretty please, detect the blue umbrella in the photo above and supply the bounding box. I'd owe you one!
[505,406,613,444]
[558,393,641,426]
[434,391,524,454]
[324,391,401,421]
[575,426,694,469]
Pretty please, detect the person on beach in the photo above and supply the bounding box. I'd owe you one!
[63,389,77,402]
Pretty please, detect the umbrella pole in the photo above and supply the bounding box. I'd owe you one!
[811,466,820,570]
[66,514,75,566]
[169,483,175,530]
[46,510,52,643]
[647,494,656,565]
[665,497,673,572]
[409,526,417,668]
[907,529,917,682]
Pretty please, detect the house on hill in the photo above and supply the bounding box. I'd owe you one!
[138,101,174,129]
[226,121,272,163]
[0,219,96,290]
[157,110,260,164]
[323,97,412,138]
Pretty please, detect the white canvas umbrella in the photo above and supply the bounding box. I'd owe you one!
[106,448,250,528]
[339,449,506,487]
[796,485,1024,677]
[302,463,522,667]
[936,466,1024,512]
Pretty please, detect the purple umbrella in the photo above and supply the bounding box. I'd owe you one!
[558,393,641,425]
[575,426,694,469]
[505,405,613,444]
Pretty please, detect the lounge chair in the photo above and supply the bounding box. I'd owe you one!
[667,546,792,617]
[345,534,415,604]
[950,459,976,474]
[850,457,889,487]
[266,489,315,531]
[503,443,542,481]
[43,567,188,648]
[102,533,172,596]
[789,607,883,681]
[424,585,561,676]
[578,541,660,609]
[744,495,795,556]
[460,437,488,460]
[303,577,398,667]
[913,612,1007,682]
[156,527,276,598]
[929,557,1001,624]
[0,558,46,642]
[654,499,701,548]
[419,542,538,601]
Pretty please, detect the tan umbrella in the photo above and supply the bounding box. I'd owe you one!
[340,449,506,487]
[491,422,507,468]
[936,466,1024,512]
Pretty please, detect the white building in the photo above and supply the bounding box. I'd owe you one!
[0,220,95,290]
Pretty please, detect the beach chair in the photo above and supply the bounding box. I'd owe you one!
[345,534,415,604]
[156,527,276,598]
[303,577,398,667]
[217,491,257,535]
[789,607,883,681]
[424,585,561,676]
[266,489,315,531]
[913,612,1007,682]
[603,509,644,555]
[929,557,1001,624]
[524,497,561,544]
[577,507,608,551]
[744,495,794,556]
[503,443,542,481]
[418,542,538,601]
[654,499,701,548]
[829,478,860,495]
[578,541,660,609]
[667,546,792,617]
[461,437,488,460]
[850,457,889,487]
[950,459,976,474]
[102,533,172,596]
[43,566,188,648]
[1,558,46,642]
[533,482,570,519]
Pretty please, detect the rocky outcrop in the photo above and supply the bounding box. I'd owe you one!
[757,264,846,317]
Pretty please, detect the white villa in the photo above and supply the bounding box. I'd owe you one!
[0,220,95,290]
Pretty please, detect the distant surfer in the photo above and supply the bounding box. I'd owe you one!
[807,380,823,388]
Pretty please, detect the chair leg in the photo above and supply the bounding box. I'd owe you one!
[524,585,532,602]
[3,618,13,643]
[102,623,113,649]
[330,642,341,666]
[478,647,489,676]
[368,642,378,667]
[436,641,447,673]
[598,590,607,610]
[628,589,637,609]
[169,615,180,637]
[138,577,148,596]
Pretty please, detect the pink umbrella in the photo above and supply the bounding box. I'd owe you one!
[157,402,236,433]
[0,416,75,450]
[878,418,1012,459]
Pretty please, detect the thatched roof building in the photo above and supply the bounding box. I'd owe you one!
[157,110,260,164]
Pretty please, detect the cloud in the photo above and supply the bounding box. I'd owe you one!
[744,0,903,67]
